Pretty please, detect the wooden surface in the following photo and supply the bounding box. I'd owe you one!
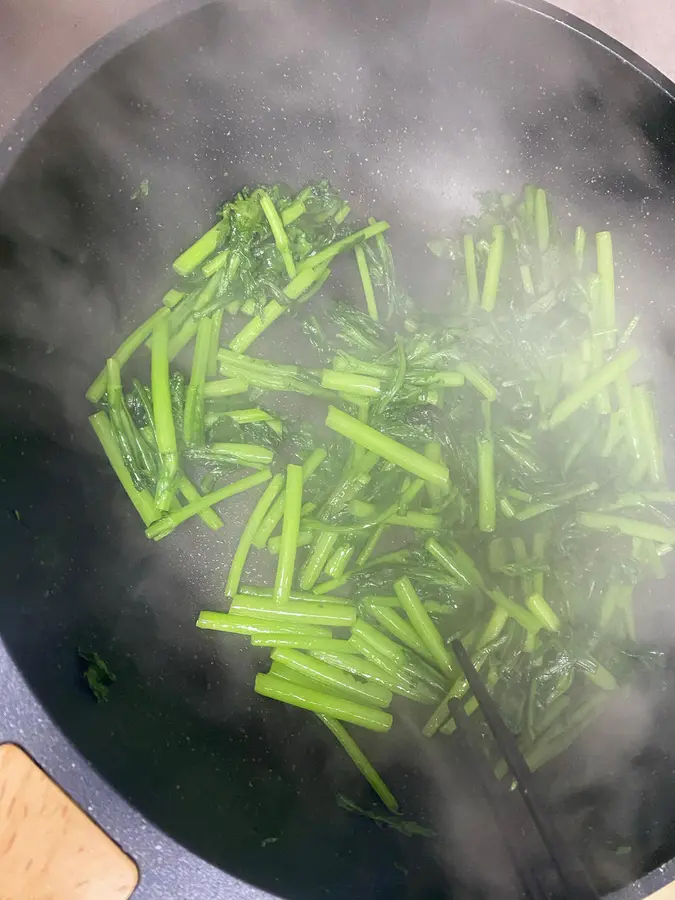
[649,881,675,900]
[0,744,138,900]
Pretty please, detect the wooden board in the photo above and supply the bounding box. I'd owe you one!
[649,882,675,900]
[0,743,138,900]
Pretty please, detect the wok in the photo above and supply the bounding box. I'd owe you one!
[2,0,675,897]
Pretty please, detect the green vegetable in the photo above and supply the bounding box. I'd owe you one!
[86,307,170,404]
[183,316,213,446]
[229,595,356,627]
[146,469,271,540]
[196,613,331,638]
[79,650,116,703]
[318,715,397,811]
[254,673,393,732]
[273,465,304,604]
[355,244,379,321]
[225,474,284,597]
[548,348,639,428]
[270,647,393,708]
[326,407,450,488]
[86,180,668,823]
[393,577,455,677]
[151,319,180,510]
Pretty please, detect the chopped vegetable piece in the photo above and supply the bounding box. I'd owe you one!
[225,474,284,597]
[548,348,639,428]
[86,307,170,404]
[326,407,449,488]
[254,673,393,732]
[273,465,303,604]
[146,469,272,540]
[393,577,455,677]
[196,613,331,638]
[230,596,357,627]
[317,714,398,811]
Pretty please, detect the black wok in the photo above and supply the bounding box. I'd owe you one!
[2,0,675,897]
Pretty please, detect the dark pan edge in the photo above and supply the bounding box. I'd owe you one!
[1,1,674,897]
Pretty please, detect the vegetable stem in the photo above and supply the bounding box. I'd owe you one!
[151,319,180,510]
[146,469,271,540]
[86,307,170,404]
[273,464,304,604]
[317,714,398,812]
[481,225,505,312]
[355,244,379,321]
[254,673,393,732]
[225,474,284,597]
[393,577,455,677]
[548,348,639,428]
[326,406,449,488]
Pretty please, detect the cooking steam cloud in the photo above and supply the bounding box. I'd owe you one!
[1,0,675,898]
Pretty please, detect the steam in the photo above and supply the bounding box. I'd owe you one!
[1,0,675,897]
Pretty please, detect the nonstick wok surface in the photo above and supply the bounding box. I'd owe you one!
[2,1,675,897]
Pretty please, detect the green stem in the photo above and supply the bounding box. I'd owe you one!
[281,198,306,225]
[257,188,296,278]
[229,265,330,353]
[477,435,496,533]
[314,651,436,704]
[355,243,379,321]
[252,636,355,653]
[146,469,271,540]
[481,225,505,312]
[253,449,327,550]
[203,378,249,399]
[183,315,213,446]
[86,307,170,404]
[270,648,392,708]
[596,231,616,347]
[162,288,186,308]
[196,612,330,637]
[632,385,664,484]
[202,249,230,279]
[298,221,390,272]
[548,348,639,428]
[168,270,224,359]
[456,363,497,401]
[230,595,356,627]
[393,577,455,677]
[326,406,449,488]
[464,234,480,306]
[89,412,160,525]
[151,318,179,510]
[225,474,284,597]
[574,226,586,272]
[207,308,224,377]
[172,218,228,276]
[321,370,381,397]
[273,464,304,605]
[535,188,550,253]
[366,604,435,663]
[190,443,273,468]
[300,533,340,590]
[238,584,351,605]
[178,474,223,530]
[325,542,355,579]
[525,593,560,632]
[578,512,675,545]
[317,714,398,812]
[254,673,393,733]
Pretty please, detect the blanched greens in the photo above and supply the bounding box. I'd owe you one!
[86,180,667,820]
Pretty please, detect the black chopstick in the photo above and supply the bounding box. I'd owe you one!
[451,639,599,900]
[449,697,547,900]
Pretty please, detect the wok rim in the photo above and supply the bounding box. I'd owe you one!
[0,1,673,897]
